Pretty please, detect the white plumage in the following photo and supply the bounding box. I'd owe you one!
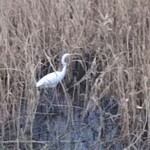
[36,53,70,88]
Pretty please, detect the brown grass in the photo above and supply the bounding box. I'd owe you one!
[0,0,150,149]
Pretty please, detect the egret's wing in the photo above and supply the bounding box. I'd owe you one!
[36,71,61,88]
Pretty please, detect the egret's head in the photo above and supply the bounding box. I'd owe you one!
[61,53,71,65]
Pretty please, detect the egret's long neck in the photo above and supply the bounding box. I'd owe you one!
[60,54,70,79]
[61,63,67,79]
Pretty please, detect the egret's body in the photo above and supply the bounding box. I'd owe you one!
[36,53,70,88]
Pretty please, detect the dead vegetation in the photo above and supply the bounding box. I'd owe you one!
[0,0,150,149]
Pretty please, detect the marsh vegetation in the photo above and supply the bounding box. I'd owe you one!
[0,0,150,149]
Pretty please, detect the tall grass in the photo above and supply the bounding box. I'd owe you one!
[0,0,150,149]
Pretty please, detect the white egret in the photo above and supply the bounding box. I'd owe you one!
[36,53,71,88]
